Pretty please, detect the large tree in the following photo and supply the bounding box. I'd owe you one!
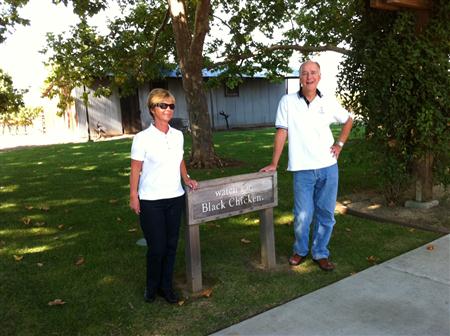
[1,0,350,168]
[338,0,449,202]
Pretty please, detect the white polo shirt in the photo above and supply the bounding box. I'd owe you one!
[131,124,185,200]
[275,91,350,171]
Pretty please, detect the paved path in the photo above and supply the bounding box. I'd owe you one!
[212,235,450,336]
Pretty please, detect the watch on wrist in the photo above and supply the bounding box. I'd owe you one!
[336,141,344,148]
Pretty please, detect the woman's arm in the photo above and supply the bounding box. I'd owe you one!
[130,159,143,214]
[180,160,198,190]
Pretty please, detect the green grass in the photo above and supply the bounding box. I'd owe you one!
[0,127,441,335]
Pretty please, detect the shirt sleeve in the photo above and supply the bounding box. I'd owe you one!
[275,95,289,129]
[130,133,145,161]
[330,98,350,124]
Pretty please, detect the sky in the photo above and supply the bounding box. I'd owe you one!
[0,1,342,109]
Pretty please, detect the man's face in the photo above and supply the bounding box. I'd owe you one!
[299,62,321,92]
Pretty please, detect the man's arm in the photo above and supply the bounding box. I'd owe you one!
[331,117,353,159]
[260,128,288,172]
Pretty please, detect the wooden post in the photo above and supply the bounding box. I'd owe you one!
[259,207,276,269]
[185,223,203,293]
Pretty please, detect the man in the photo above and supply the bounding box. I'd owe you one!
[261,60,353,271]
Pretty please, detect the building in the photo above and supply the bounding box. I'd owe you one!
[68,70,294,138]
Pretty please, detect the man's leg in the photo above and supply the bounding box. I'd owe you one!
[292,170,315,258]
[311,164,338,260]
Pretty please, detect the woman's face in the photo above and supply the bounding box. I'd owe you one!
[151,99,175,123]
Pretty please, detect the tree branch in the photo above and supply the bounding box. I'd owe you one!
[149,8,171,58]
[213,43,349,68]
[190,0,210,60]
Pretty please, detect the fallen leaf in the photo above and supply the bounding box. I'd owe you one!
[14,255,24,261]
[177,300,185,306]
[34,222,46,227]
[58,224,65,230]
[408,228,415,233]
[366,255,378,263]
[48,299,66,306]
[22,217,31,225]
[37,262,44,267]
[25,205,34,210]
[128,228,137,232]
[240,238,251,244]
[75,256,85,266]
[116,217,122,222]
[345,228,352,232]
[201,288,213,298]
[109,199,118,204]
[426,244,434,251]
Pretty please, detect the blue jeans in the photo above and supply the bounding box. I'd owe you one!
[292,164,338,260]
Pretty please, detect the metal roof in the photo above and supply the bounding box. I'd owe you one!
[162,69,298,79]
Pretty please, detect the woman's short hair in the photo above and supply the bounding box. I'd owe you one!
[147,88,175,119]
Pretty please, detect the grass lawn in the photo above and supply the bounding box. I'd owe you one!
[0,127,441,335]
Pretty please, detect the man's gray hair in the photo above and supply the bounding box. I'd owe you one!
[299,61,321,74]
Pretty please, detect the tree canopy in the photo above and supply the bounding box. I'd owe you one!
[0,68,25,115]
[1,0,448,194]
[339,0,449,201]
[32,0,354,167]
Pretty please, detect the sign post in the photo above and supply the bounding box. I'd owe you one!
[184,171,277,293]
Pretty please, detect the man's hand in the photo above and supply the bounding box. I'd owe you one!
[330,144,343,159]
[260,164,277,172]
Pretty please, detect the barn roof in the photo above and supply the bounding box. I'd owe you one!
[162,69,298,79]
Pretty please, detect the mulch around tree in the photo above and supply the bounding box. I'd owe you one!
[336,187,450,234]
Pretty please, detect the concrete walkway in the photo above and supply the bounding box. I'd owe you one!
[212,235,450,336]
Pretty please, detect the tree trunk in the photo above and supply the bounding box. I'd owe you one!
[168,0,221,168]
[182,64,221,168]
[414,152,434,202]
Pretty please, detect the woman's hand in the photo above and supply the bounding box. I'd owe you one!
[184,177,199,190]
[130,193,140,215]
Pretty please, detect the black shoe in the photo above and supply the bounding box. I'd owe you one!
[157,288,179,304]
[144,288,156,303]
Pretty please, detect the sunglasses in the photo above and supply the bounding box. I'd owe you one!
[154,103,175,110]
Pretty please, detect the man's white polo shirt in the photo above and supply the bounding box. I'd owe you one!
[275,92,350,171]
[131,124,185,200]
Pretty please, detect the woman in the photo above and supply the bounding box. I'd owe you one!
[130,88,198,304]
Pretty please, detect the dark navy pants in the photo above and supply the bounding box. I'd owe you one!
[139,195,184,292]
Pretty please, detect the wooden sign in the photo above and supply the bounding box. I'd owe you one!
[184,171,278,293]
[185,171,277,225]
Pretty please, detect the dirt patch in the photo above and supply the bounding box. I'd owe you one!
[337,186,450,233]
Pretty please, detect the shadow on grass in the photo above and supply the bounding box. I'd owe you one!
[0,130,442,335]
